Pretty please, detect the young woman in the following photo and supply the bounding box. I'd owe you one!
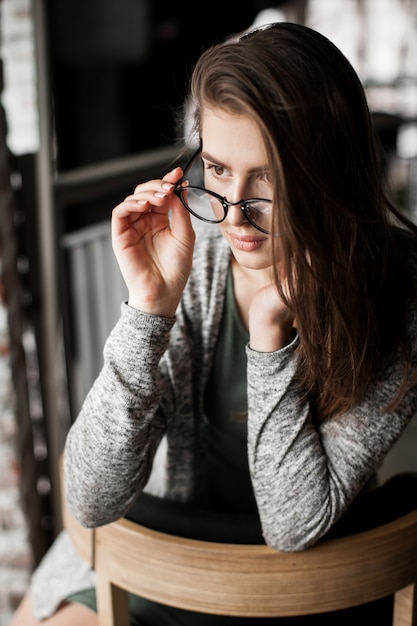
[11,22,417,626]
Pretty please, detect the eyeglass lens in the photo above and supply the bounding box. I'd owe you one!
[180,187,224,222]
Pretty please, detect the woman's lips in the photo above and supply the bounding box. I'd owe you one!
[228,233,267,252]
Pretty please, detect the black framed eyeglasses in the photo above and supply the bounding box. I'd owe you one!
[174,149,273,235]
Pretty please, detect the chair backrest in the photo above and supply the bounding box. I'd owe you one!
[61,476,417,626]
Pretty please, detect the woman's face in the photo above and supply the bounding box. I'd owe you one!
[200,106,275,273]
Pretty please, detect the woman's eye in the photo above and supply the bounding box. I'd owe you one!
[260,171,271,184]
[205,163,226,177]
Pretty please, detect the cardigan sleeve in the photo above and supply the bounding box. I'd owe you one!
[63,230,229,528]
[63,303,176,527]
[246,332,417,552]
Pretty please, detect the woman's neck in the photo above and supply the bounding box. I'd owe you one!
[231,258,274,330]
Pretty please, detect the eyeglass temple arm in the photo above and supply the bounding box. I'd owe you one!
[180,146,202,179]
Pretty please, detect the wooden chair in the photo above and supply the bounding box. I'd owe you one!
[61,476,417,626]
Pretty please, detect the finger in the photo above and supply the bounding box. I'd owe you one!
[130,181,165,200]
[162,166,183,184]
[112,199,155,219]
[128,176,181,207]
[132,167,182,196]
[122,187,173,214]
[112,166,185,232]
[170,193,196,244]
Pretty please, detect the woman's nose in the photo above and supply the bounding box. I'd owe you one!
[225,201,247,226]
[228,179,248,204]
[224,179,251,225]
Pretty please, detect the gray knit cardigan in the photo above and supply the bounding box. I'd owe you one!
[31,228,417,620]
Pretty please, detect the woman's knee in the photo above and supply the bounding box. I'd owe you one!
[9,590,99,626]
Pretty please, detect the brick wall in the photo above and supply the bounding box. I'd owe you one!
[0,297,33,626]
[0,0,36,623]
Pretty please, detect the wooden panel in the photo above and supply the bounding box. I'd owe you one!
[93,512,417,617]
[61,453,417,621]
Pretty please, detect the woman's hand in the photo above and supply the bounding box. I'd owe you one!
[248,281,296,352]
[111,166,196,317]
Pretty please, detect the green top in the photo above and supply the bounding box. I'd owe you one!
[205,266,258,514]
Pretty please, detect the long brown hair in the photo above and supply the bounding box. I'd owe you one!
[188,22,417,419]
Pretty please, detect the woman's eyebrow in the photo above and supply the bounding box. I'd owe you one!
[201,151,225,166]
[201,151,270,174]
